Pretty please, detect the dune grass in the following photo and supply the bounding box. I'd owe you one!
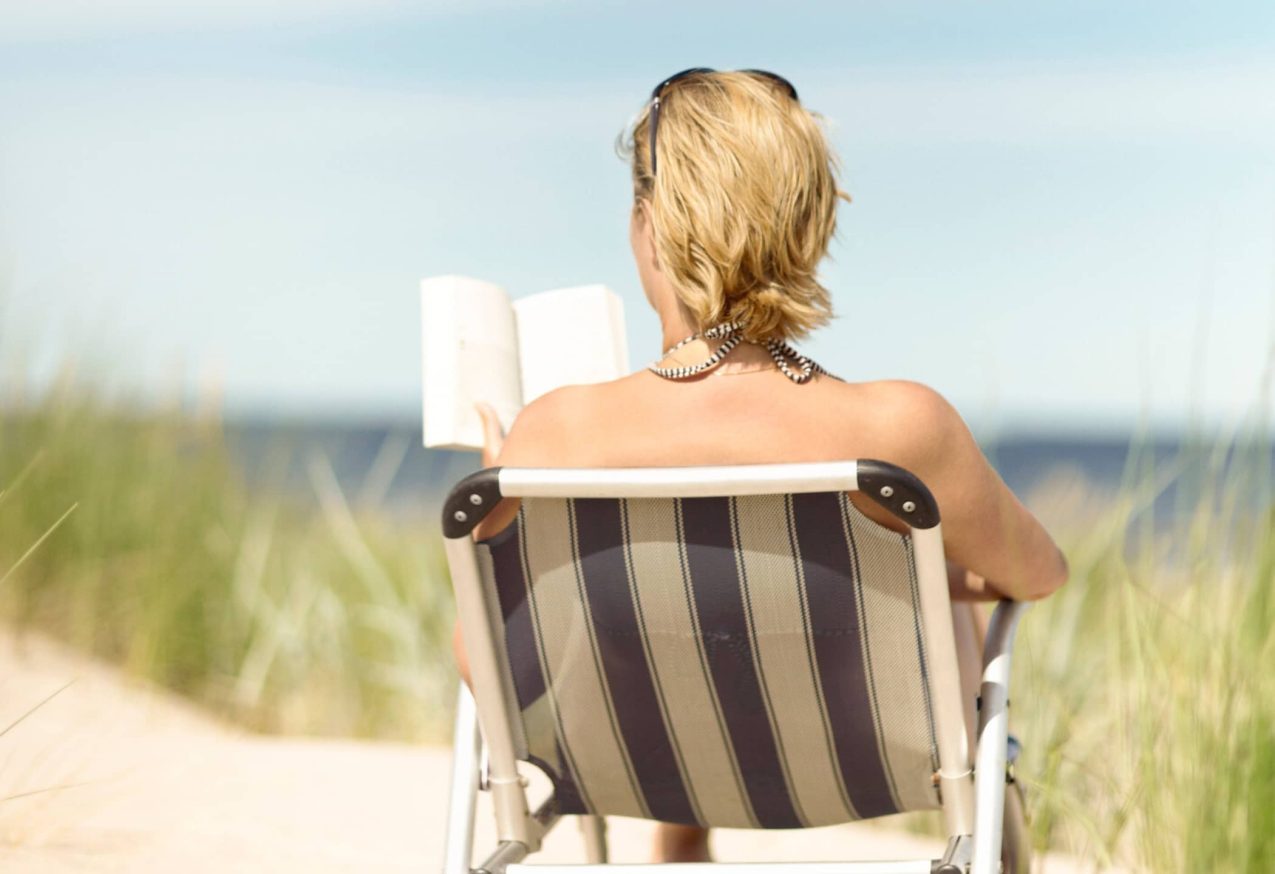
[2,378,1273,869]
[0,383,456,740]
[1007,430,1275,871]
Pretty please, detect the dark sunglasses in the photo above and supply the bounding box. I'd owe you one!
[647,67,800,177]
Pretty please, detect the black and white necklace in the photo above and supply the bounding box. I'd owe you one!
[648,322,838,384]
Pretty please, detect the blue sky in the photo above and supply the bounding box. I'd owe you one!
[2,1,1274,433]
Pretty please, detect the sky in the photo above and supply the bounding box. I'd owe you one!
[1,0,1274,434]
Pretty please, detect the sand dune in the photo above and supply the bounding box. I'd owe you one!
[0,629,1120,872]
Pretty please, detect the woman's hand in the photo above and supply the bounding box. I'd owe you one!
[475,402,505,467]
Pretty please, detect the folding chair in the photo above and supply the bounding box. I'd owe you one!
[440,460,1028,874]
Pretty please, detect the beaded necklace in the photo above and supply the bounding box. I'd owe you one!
[648,322,839,384]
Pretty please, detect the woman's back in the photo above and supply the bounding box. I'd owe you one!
[482,357,1064,603]
[550,372,853,466]
[488,364,931,535]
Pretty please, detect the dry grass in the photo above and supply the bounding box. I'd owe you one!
[0,384,455,740]
[2,377,1272,869]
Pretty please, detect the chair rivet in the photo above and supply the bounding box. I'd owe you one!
[469,493,483,505]
[880,486,894,498]
[453,510,468,522]
[902,500,916,513]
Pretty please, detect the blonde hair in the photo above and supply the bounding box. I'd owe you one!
[619,70,849,344]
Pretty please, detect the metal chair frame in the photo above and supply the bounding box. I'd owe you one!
[440,460,1028,874]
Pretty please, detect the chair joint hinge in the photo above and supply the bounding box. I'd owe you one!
[931,833,973,874]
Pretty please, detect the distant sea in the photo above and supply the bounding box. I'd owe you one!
[223,419,1274,525]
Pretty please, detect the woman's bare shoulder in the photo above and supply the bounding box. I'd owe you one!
[845,377,949,407]
[819,378,967,470]
[840,378,961,429]
[496,386,579,465]
[494,379,627,467]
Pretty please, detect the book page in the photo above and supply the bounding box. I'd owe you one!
[512,285,630,404]
[420,276,522,450]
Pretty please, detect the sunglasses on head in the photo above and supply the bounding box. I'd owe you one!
[647,67,800,177]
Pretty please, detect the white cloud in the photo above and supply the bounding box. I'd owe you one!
[0,0,545,42]
[0,74,628,154]
[810,57,1275,145]
[7,52,1272,152]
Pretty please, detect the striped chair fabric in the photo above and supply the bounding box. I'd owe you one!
[474,490,943,830]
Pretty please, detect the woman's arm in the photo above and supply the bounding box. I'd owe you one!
[877,382,1069,601]
[946,559,1012,602]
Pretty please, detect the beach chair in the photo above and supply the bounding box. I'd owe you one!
[440,460,1029,874]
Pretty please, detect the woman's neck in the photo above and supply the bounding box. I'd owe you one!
[659,337,777,368]
[658,314,699,353]
[651,288,768,368]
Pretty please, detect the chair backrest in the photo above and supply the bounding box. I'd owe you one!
[444,461,973,837]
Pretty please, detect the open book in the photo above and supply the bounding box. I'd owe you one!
[421,276,630,451]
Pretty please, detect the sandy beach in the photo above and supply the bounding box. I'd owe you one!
[0,629,1120,872]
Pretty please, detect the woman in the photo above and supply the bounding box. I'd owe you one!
[458,68,1068,864]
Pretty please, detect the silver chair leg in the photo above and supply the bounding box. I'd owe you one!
[970,600,1029,874]
[579,815,608,864]
[444,684,483,874]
